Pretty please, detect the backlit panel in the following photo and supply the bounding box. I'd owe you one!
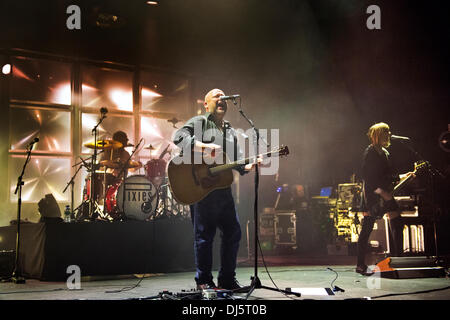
[82,65,133,111]
[9,107,71,153]
[10,56,71,105]
[81,113,134,154]
[139,116,177,159]
[9,156,71,203]
[141,71,189,114]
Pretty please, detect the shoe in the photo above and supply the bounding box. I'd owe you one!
[218,278,245,291]
[196,281,217,290]
[355,265,374,276]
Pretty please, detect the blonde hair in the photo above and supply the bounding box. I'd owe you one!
[367,122,390,146]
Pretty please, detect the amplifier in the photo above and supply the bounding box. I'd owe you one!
[274,210,297,248]
[0,250,14,279]
[259,212,275,252]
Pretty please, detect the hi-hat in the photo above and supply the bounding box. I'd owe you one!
[84,140,123,149]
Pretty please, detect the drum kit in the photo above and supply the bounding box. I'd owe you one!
[74,138,190,222]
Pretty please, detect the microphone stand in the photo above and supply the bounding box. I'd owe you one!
[393,138,444,264]
[11,142,36,284]
[89,112,107,220]
[116,138,144,217]
[63,162,84,220]
[232,97,300,299]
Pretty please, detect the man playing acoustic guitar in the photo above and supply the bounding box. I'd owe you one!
[173,88,258,290]
[357,122,415,276]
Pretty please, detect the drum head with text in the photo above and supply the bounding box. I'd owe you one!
[117,175,158,220]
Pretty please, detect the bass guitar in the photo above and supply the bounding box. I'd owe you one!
[370,160,428,217]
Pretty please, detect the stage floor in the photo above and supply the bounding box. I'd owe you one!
[1,256,449,301]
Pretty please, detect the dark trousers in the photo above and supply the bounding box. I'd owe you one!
[189,188,241,284]
[357,215,404,266]
[357,216,376,267]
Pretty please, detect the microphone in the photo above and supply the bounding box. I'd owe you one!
[391,134,410,141]
[219,95,240,101]
[27,137,39,148]
[100,107,108,118]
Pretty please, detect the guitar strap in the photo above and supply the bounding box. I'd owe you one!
[222,121,239,162]
[361,181,366,210]
[223,121,227,155]
[197,116,239,163]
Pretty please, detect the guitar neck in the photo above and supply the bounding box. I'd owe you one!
[208,151,272,175]
[393,172,414,195]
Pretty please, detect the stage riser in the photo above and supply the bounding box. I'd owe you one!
[0,220,221,281]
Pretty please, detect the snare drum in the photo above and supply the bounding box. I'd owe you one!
[105,175,158,221]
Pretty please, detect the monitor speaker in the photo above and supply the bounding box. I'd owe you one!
[38,194,61,218]
[375,256,446,279]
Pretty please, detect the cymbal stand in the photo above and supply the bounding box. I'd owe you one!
[115,138,144,216]
[89,112,107,220]
[62,161,84,220]
[75,156,102,221]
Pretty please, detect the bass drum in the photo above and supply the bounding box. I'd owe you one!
[106,175,158,221]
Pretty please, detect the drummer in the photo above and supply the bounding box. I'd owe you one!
[100,130,131,180]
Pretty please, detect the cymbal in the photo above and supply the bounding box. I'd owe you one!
[144,144,156,150]
[84,140,123,149]
[100,160,142,169]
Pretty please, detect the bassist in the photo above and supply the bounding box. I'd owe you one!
[357,122,415,275]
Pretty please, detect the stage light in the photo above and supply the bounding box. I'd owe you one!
[2,64,11,74]
[146,1,158,5]
[52,83,71,105]
[11,65,33,81]
[439,130,450,152]
[141,88,162,98]
[141,117,163,139]
[109,89,133,111]
[82,84,97,91]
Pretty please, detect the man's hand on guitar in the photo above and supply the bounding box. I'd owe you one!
[244,157,263,171]
[194,141,223,159]
[400,171,416,180]
[374,188,393,201]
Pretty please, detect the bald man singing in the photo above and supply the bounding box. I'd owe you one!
[173,88,256,291]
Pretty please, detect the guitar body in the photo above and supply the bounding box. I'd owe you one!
[370,192,398,218]
[167,145,289,205]
[369,160,428,217]
[167,159,234,205]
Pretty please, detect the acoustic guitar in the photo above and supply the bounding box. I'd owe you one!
[167,145,289,205]
[370,160,428,217]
